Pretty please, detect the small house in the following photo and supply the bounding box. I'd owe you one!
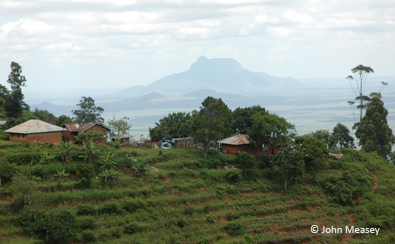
[4,119,64,145]
[218,134,278,156]
[63,122,109,144]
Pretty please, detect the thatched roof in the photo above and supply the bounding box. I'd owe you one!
[218,134,250,145]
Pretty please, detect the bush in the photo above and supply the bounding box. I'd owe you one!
[81,229,97,243]
[78,216,96,230]
[0,158,17,185]
[32,208,79,244]
[184,206,194,215]
[0,130,9,140]
[223,221,246,236]
[121,199,142,213]
[225,170,241,183]
[77,204,97,216]
[206,215,215,224]
[99,202,120,214]
[124,222,139,234]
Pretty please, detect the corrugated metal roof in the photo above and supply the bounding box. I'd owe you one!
[218,134,250,145]
[4,119,64,134]
[64,122,99,132]
[0,121,6,125]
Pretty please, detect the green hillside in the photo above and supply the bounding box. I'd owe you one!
[1,141,395,244]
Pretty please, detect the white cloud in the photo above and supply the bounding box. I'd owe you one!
[1,19,55,36]
[283,9,314,24]
[255,14,279,24]
[267,27,294,37]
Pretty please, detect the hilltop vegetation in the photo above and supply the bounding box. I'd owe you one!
[0,140,395,243]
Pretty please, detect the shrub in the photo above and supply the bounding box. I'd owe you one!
[0,158,17,185]
[124,222,139,234]
[121,199,142,213]
[110,227,122,238]
[226,212,238,221]
[81,229,97,243]
[176,218,188,228]
[206,215,215,224]
[184,206,194,215]
[99,202,119,214]
[223,221,246,236]
[77,204,97,216]
[225,170,241,183]
[78,216,96,230]
[32,208,79,244]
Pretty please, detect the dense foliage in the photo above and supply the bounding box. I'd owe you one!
[149,112,193,141]
[356,96,395,158]
[191,97,233,159]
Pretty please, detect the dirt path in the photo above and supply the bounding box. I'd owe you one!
[343,170,378,244]
[368,169,379,192]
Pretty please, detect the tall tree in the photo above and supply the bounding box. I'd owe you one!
[232,105,267,134]
[346,65,385,123]
[355,96,395,158]
[108,115,131,136]
[4,62,27,118]
[191,96,233,159]
[248,112,296,159]
[271,145,305,190]
[72,96,104,123]
[329,123,355,150]
[149,112,192,140]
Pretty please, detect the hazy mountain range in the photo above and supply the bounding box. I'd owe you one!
[32,56,307,114]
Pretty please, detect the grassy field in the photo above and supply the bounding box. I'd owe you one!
[0,140,395,244]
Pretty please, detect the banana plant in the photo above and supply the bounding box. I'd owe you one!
[32,175,41,183]
[39,152,56,164]
[79,140,101,164]
[54,169,70,182]
[99,169,120,183]
[131,161,148,178]
[108,138,125,149]
[99,152,118,171]
[59,141,78,165]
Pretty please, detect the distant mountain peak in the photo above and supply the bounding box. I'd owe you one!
[189,56,243,72]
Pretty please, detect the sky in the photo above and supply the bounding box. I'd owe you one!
[1,0,395,92]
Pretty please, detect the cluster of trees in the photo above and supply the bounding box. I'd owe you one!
[1,62,131,138]
[346,65,394,159]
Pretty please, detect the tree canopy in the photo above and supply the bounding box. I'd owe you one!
[149,112,192,141]
[4,62,27,118]
[329,123,355,150]
[355,96,395,158]
[108,116,131,136]
[232,105,267,134]
[270,145,305,190]
[72,96,104,123]
[191,96,233,159]
[248,112,296,158]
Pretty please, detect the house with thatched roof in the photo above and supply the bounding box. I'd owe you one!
[218,134,278,157]
[4,119,64,145]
